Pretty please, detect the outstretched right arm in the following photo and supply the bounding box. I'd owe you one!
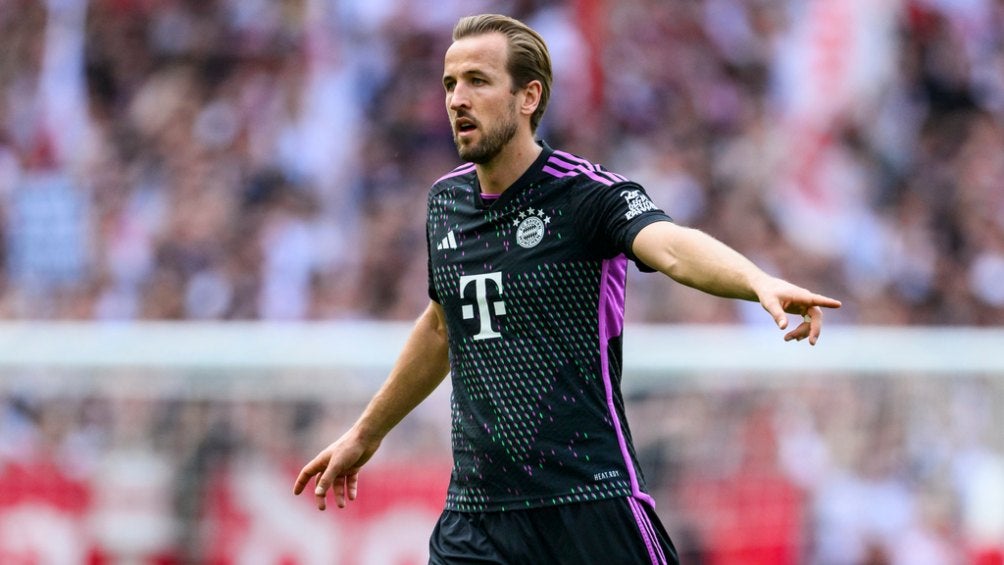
[293,300,451,510]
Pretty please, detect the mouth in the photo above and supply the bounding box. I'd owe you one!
[455,117,478,138]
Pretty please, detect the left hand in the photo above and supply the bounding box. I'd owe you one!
[753,276,842,345]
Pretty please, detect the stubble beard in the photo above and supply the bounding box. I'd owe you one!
[454,101,519,165]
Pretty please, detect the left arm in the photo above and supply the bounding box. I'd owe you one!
[632,221,842,344]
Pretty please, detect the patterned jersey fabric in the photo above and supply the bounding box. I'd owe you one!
[427,144,672,512]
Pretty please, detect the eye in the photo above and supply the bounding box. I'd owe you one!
[471,77,486,86]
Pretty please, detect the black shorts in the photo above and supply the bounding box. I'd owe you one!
[428,497,678,565]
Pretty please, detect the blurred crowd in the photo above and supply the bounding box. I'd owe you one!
[0,0,1001,325]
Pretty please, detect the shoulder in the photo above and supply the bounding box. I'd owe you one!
[542,149,643,213]
[430,162,477,197]
[542,149,633,191]
[543,149,670,224]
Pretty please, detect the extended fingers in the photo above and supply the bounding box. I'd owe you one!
[784,307,824,345]
[293,450,344,510]
[315,466,360,510]
[293,455,325,495]
[810,293,842,310]
[347,473,359,501]
[760,281,839,344]
[316,475,359,510]
[807,307,823,344]
[315,464,344,510]
[761,298,788,330]
[317,476,345,511]
[783,314,812,343]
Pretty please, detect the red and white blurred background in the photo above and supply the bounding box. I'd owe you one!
[3,324,1003,565]
[1,0,1003,563]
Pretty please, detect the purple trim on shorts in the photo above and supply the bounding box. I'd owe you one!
[598,256,657,510]
[637,498,668,564]
[434,163,476,184]
[629,497,668,564]
[628,498,657,564]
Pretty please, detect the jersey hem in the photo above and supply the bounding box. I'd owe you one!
[444,485,640,513]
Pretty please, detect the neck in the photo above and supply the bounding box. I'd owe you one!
[476,134,543,195]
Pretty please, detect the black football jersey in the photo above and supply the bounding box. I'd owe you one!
[427,144,672,512]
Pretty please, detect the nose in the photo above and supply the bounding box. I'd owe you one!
[448,83,470,112]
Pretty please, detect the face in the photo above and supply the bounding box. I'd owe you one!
[443,33,521,164]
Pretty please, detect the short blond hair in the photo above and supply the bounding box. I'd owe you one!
[453,14,552,133]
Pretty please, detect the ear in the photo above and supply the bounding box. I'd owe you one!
[519,80,542,119]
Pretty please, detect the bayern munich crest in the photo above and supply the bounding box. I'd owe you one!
[513,207,551,249]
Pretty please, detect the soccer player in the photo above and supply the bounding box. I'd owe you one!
[294,13,841,564]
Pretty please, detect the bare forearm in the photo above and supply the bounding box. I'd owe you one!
[633,222,767,301]
[294,302,450,508]
[352,302,451,443]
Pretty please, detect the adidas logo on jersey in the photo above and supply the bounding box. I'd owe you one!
[437,230,458,250]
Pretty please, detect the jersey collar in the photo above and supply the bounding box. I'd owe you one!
[476,140,554,209]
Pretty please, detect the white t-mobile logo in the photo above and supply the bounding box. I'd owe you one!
[459,272,506,340]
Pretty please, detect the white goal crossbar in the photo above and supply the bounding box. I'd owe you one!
[0,323,999,376]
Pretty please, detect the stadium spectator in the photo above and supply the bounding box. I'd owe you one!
[0,0,1001,325]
